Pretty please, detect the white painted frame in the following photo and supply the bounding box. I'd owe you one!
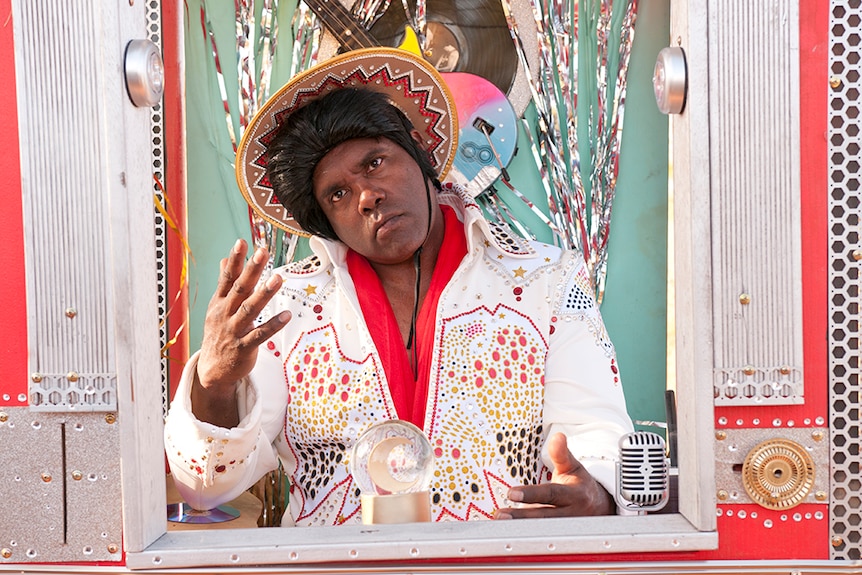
[116,0,718,570]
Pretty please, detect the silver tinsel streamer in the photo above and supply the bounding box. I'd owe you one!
[501,0,637,304]
[201,0,301,264]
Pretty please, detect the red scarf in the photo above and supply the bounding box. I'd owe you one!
[346,205,467,427]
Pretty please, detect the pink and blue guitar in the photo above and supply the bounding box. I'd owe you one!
[304,0,519,197]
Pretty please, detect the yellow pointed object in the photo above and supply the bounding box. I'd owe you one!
[397,25,422,56]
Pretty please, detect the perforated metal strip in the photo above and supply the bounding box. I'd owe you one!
[828,0,862,561]
[146,0,170,416]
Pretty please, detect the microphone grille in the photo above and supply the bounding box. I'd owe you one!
[617,431,669,509]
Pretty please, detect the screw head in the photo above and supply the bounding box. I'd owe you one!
[717,489,729,501]
[715,430,727,440]
[1,548,11,558]
[105,413,117,425]
[739,293,752,305]
[41,473,52,483]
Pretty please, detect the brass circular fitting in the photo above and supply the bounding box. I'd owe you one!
[715,430,727,440]
[716,489,729,501]
[72,470,83,481]
[742,438,815,510]
[815,491,828,501]
[41,473,52,483]
[105,413,117,425]
[853,249,862,262]
[0,413,7,423]
[811,430,824,442]
[830,76,842,89]
[31,373,43,383]
[743,365,756,376]
[1,548,11,559]
[779,365,791,375]
[832,536,844,548]
[739,293,752,305]
[64,307,78,319]
[107,544,120,554]
[66,371,79,382]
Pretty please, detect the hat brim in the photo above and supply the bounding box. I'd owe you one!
[236,47,458,236]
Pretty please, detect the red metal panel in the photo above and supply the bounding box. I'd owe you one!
[163,0,189,397]
[0,0,28,407]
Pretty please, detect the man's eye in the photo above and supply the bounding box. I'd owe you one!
[368,157,383,171]
[331,189,346,202]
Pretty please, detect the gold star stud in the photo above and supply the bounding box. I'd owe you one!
[304,284,317,296]
[513,267,527,278]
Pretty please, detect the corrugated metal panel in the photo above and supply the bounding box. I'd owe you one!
[709,0,804,405]
[16,1,118,411]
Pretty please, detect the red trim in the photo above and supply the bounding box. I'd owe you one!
[162,0,190,396]
[0,0,28,406]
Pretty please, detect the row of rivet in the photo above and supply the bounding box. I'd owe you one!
[0,413,117,425]
[1,543,119,559]
[715,416,826,427]
[716,489,828,502]
[147,538,685,566]
[715,429,824,441]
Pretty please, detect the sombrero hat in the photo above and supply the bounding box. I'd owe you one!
[236,47,458,236]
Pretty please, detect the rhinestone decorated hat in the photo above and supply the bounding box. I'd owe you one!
[235,47,458,236]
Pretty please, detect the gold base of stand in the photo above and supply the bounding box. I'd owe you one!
[360,491,431,524]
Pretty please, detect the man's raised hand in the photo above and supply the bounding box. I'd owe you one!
[191,239,291,427]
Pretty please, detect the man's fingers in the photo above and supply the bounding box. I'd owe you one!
[494,505,578,520]
[240,310,292,348]
[214,239,248,298]
[232,271,284,331]
[509,482,582,508]
[546,432,584,477]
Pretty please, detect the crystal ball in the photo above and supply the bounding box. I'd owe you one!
[350,420,434,495]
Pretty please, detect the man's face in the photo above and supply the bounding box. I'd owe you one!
[312,135,436,265]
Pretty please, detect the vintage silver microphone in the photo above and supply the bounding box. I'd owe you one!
[615,431,670,513]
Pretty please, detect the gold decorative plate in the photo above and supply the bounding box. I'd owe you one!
[741,438,815,510]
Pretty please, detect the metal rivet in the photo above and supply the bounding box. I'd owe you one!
[64,307,77,319]
[66,372,79,382]
[41,473,52,483]
[830,76,842,89]
[108,544,119,554]
[853,249,862,261]
[105,413,117,425]
[779,365,791,375]
[743,365,756,376]
[0,413,7,423]
[717,490,729,501]
[72,470,83,481]
[715,430,727,440]
[31,373,43,383]
[832,536,844,547]
[0,548,10,559]
[739,293,751,305]
[815,491,828,501]
[812,430,824,442]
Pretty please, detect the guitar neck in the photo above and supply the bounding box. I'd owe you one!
[302,0,378,51]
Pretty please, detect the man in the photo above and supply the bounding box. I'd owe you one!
[165,47,633,526]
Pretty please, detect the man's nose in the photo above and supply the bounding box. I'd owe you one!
[356,184,384,213]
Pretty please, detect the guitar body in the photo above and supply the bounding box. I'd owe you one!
[442,71,518,197]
